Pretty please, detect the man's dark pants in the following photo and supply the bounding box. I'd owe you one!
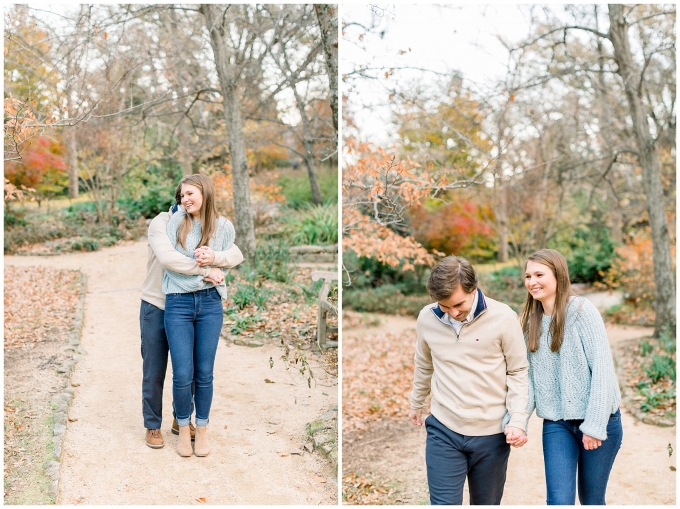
[425,414,510,505]
[140,300,193,429]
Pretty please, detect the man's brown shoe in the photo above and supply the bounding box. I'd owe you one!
[172,418,196,440]
[146,429,165,449]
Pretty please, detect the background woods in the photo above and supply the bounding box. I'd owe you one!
[4,4,338,261]
[342,4,675,336]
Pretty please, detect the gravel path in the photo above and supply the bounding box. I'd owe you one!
[6,241,338,505]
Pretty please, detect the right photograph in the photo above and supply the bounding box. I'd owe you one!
[341,4,676,506]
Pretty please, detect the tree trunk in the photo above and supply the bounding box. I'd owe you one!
[65,127,79,199]
[201,4,256,262]
[496,184,509,263]
[313,4,338,136]
[608,5,676,336]
[302,140,324,205]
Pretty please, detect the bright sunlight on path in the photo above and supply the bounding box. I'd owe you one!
[6,241,337,505]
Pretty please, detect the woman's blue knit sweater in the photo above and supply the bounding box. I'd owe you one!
[526,296,621,440]
[162,209,235,300]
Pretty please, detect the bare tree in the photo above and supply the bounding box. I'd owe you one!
[314,4,338,137]
[200,4,258,261]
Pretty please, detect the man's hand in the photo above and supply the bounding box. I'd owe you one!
[582,434,602,451]
[195,246,215,267]
[203,267,224,285]
[409,408,424,426]
[504,425,528,448]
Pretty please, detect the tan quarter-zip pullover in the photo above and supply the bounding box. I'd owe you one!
[410,289,529,436]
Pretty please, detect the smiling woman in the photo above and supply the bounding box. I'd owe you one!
[520,249,623,505]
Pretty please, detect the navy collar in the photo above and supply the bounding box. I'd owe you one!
[432,288,487,323]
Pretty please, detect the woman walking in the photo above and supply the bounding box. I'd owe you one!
[521,249,622,505]
[163,174,235,457]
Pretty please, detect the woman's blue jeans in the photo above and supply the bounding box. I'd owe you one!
[164,288,223,427]
[542,409,623,505]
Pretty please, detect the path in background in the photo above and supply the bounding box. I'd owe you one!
[6,241,338,505]
[342,306,676,505]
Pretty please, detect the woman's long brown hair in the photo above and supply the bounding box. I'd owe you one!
[175,174,218,250]
[520,249,577,352]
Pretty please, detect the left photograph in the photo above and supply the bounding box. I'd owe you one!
[4,4,338,505]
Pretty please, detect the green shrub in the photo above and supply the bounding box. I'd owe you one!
[551,224,617,284]
[644,354,676,384]
[68,237,101,252]
[278,167,338,208]
[343,249,429,295]
[640,339,653,357]
[282,203,338,245]
[639,386,676,413]
[4,203,138,254]
[117,183,177,219]
[248,241,292,283]
[478,265,527,312]
[343,285,432,317]
[232,284,258,310]
[4,211,28,228]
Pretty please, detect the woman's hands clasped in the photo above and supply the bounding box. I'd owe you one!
[195,246,215,267]
[203,267,224,285]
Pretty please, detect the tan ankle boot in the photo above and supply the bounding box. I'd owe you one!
[194,426,210,457]
[177,425,193,457]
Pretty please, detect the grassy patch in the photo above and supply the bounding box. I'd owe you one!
[278,166,337,208]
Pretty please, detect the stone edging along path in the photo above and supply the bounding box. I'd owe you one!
[43,272,88,499]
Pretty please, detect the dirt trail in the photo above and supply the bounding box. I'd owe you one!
[343,311,676,505]
[5,241,338,505]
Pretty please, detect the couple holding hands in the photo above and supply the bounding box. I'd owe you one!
[409,251,623,505]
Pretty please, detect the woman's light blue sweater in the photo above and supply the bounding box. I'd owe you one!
[162,209,235,300]
[526,296,621,441]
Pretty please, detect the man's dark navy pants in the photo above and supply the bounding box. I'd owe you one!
[425,414,510,505]
[140,300,194,429]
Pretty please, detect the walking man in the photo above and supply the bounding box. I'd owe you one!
[140,197,243,449]
[409,255,529,505]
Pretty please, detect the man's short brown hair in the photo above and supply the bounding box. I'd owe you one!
[427,256,478,301]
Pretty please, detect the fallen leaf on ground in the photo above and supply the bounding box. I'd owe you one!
[196,497,206,503]
[264,378,275,383]
[68,417,78,422]
[313,475,327,483]
[278,451,290,457]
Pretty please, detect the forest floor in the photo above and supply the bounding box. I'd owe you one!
[342,303,676,505]
[5,240,338,505]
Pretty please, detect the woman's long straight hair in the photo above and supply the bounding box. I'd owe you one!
[175,174,218,250]
[520,249,577,352]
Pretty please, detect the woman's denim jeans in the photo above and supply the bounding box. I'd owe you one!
[542,409,623,505]
[164,288,223,427]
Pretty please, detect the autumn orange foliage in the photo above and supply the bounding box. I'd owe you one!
[599,230,676,307]
[343,138,436,270]
[410,200,496,259]
[4,136,67,189]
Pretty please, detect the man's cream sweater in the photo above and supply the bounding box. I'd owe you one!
[141,211,244,310]
[410,289,529,436]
